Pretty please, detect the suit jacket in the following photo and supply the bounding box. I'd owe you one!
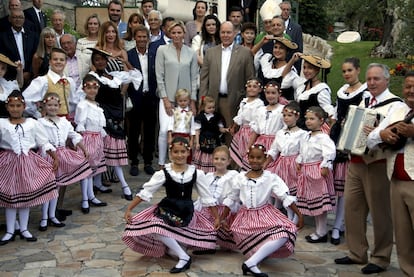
[127,47,158,106]
[24,7,47,35]
[199,44,255,119]
[0,27,38,75]
[0,14,35,33]
[286,18,303,73]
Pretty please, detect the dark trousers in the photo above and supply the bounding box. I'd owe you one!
[126,96,158,166]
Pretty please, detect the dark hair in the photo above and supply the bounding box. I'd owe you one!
[124,13,144,40]
[405,71,414,79]
[283,101,301,114]
[201,14,221,44]
[8,89,24,99]
[344,57,360,69]
[248,144,266,155]
[169,136,191,150]
[108,0,123,9]
[264,80,281,91]
[241,22,257,34]
[193,1,208,20]
[306,106,327,120]
[51,47,67,57]
[162,16,175,28]
[228,5,244,16]
[141,0,154,5]
[83,74,100,85]
[132,24,150,38]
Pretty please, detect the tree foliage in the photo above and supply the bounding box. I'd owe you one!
[298,0,329,39]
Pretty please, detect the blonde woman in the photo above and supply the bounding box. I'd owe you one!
[32,27,57,78]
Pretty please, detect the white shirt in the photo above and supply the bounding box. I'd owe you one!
[0,78,19,101]
[38,117,83,147]
[333,83,369,120]
[219,43,233,94]
[233,98,264,125]
[137,164,216,207]
[0,118,55,155]
[223,170,296,209]
[296,132,336,169]
[137,48,149,92]
[268,128,308,160]
[168,106,196,135]
[260,53,297,89]
[12,27,25,68]
[74,99,106,136]
[250,104,285,135]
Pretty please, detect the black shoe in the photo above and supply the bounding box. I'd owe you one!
[144,164,155,175]
[330,236,341,245]
[89,198,107,207]
[0,232,16,245]
[55,210,67,222]
[305,233,328,243]
[124,193,133,201]
[334,256,358,265]
[193,249,216,255]
[81,200,90,214]
[38,219,48,232]
[48,218,65,228]
[93,186,113,193]
[19,230,37,242]
[129,165,139,176]
[57,209,72,217]
[241,263,268,277]
[170,257,192,274]
[361,263,385,274]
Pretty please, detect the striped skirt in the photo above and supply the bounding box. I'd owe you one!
[230,125,252,170]
[333,160,348,197]
[0,150,58,208]
[256,134,276,171]
[296,161,336,216]
[103,135,128,167]
[82,132,106,176]
[44,147,93,186]
[268,154,299,195]
[122,204,217,257]
[231,204,297,258]
[192,150,214,173]
[195,205,237,250]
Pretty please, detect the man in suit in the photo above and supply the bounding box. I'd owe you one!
[199,21,255,145]
[107,0,127,38]
[280,1,303,73]
[24,0,47,35]
[60,34,88,88]
[0,0,34,33]
[51,10,66,48]
[127,25,157,176]
[148,15,175,57]
[0,8,38,87]
[140,0,154,29]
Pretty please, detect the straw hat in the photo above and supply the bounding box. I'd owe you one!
[0,54,17,67]
[273,37,298,50]
[301,55,331,69]
[87,47,112,58]
[260,0,282,21]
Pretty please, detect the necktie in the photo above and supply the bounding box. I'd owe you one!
[369,97,377,108]
[181,109,187,113]
[38,11,45,28]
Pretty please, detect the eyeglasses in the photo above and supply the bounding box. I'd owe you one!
[11,16,24,20]
[148,18,159,22]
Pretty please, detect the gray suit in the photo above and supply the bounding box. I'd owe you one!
[199,44,255,128]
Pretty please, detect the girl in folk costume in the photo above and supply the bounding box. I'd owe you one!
[230,78,264,169]
[38,92,92,230]
[75,74,108,214]
[329,57,369,245]
[295,106,336,243]
[282,53,335,133]
[247,81,285,170]
[85,48,142,201]
[0,54,23,117]
[23,47,81,120]
[123,137,219,274]
[167,89,196,164]
[193,96,228,172]
[264,101,307,221]
[193,146,239,253]
[221,144,303,277]
[0,91,58,245]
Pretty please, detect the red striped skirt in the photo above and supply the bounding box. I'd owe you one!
[333,160,348,197]
[256,134,276,170]
[268,154,299,195]
[122,204,217,257]
[0,150,58,208]
[296,161,336,216]
[195,205,237,250]
[103,135,128,166]
[192,150,214,173]
[231,204,297,258]
[82,132,106,176]
[230,125,252,169]
[44,147,93,186]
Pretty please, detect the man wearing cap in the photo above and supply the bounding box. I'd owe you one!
[199,21,255,145]
[335,63,403,275]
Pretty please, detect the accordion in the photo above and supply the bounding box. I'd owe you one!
[337,105,380,155]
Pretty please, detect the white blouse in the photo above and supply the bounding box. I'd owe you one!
[0,78,19,101]
[194,170,239,212]
[81,70,142,92]
[137,164,216,207]
[296,132,336,169]
[75,38,97,78]
[38,117,82,147]
[260,53,297,89]
[233,98,264,126]
[250,104,285,135]
[223,170,296,209]
[75,99,106,136]
[267,128,308,160]
[0,118,55,155]
[333,82,369,120]
[167,107,196,135]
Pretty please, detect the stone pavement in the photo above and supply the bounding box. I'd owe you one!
[0,164,404,277]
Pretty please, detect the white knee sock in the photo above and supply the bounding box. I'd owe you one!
[18,208,32,237]
[286,207,298,224]
[315,212,328,237]
[157,234,190,268]
[41,201,50,227]
[114,166,131,194]
[245,238,288,273]
[48,198,59,223]
[81,178,89,208]
[332,196,345,239]
[93,174,105,189]
[2,208,17,240]
[87,177,97,200]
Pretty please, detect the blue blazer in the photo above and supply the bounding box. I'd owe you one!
[24,7,47,35]
[127,47,158,105]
